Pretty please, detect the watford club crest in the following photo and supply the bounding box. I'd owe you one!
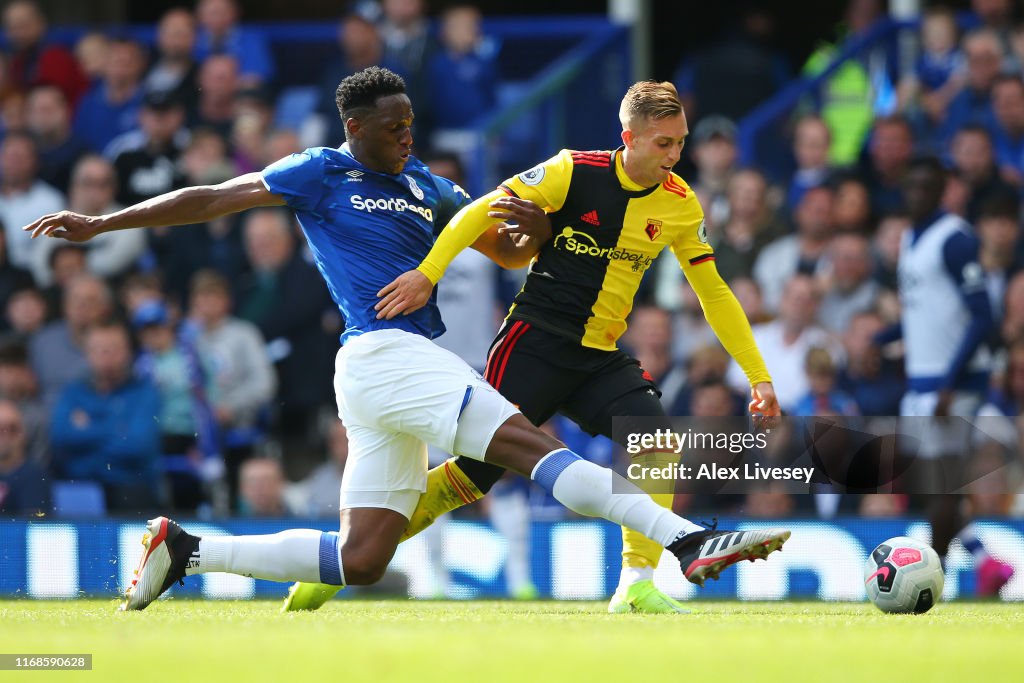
[644,218,662,241]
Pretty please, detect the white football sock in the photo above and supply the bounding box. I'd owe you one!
[532,449,702,547]
[617,565,654,591]
[422,516,450,597]
[186,530,345,585]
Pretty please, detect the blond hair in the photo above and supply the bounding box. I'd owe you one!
[618,80,683,131]
[804,347,836,376]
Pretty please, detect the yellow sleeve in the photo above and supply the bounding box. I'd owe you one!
[417,151,574,284]
[499,149,574,211]
[673,205,771,387]
[417,189,507,284]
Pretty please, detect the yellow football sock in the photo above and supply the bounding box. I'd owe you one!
[401,457,483,541]
[621,492,674,569]
[621,450,678,569]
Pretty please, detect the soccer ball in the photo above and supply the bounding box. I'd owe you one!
[864,537,944,614]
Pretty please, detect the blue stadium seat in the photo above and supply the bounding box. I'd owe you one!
[51,481,107,518]
[273,86,321,132]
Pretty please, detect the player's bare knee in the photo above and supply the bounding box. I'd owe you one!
[341,544,391,585]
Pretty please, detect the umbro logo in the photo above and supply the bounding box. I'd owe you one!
[580,210,600,226]
[346,170,363,178]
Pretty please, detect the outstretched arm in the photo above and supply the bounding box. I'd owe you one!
[23,173,286,241]
[472,195,551,269]
[418,189,523,282]
[376,191,551,319]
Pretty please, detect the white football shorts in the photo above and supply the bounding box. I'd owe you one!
[333,329,520,518]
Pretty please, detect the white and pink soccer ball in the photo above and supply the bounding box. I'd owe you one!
[864,537,944,614]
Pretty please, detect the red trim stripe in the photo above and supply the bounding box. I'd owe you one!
[498,184,518,197]
[484,321,522,384]
[130,517,168,588]
[689,254,715,266]
[493,322,530,390]
[572,159,610,167]
[571,151,611,166]
[444,461,474,504]
[663,177,688,198]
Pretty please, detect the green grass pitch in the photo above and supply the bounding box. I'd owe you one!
[1,600,1021,682]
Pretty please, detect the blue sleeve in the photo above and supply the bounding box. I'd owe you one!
[431,174,473,235]
[261,150,324,213]
[941,230,993,389]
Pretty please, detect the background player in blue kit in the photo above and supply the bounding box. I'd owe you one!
[879,156,1014,595]
[24,67,789,611]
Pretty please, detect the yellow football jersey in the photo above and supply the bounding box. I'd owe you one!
[500,147,711,351]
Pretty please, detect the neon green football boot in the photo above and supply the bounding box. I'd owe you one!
[607,579,690,614]
[282,581,341,612]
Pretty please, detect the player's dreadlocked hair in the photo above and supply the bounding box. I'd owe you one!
[335,66,407,123]
[618,80,682,131]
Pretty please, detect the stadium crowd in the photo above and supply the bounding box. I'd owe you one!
[0,0,1023,533]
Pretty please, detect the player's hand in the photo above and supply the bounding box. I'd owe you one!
[376,269,432,319]
[749,382,781,430]
[933,389,953,419]
[22,210,102,242]
[491,197,551,244]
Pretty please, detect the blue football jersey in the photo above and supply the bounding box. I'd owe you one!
[261,144,472,344]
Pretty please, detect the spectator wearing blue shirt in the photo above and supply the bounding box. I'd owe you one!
[72,38,147,155]
[914,7,965,92]
[428,5,498,138]
[0,398,49,515]
[194,0,274,87]
[837,312,903,417]
[50,321,162,512]
[794,347,860,418]
[989,74,1024,185]
[897,3,964,136]
[939,29,1003,145]
[786,115,833,215]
